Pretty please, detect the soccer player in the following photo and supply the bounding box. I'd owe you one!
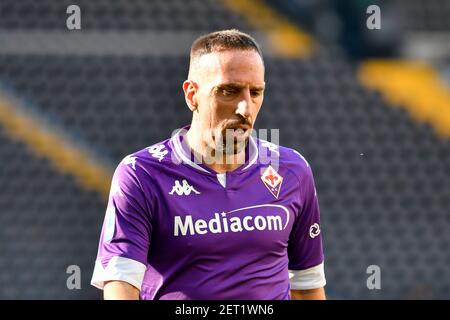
[91,29,326,300]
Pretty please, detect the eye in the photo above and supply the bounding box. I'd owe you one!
[221,88,238,96]
[250,90,262,97]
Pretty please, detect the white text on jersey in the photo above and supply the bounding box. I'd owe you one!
[174,212,284,236]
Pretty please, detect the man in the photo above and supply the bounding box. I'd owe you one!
[91,29,326,300]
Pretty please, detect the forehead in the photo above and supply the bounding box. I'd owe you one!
[196,50,265,86]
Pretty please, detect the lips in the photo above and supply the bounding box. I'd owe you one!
[223,127,249,137]
[213,123,251,142]
[224,124,251,131]
[222,128,249,143]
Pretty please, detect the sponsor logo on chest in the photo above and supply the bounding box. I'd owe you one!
[173,204,290,236]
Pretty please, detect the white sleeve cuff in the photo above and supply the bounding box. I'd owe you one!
[289,262,326,290]
[91,256,147,291]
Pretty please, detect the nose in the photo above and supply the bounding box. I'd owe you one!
[236,90,251,119]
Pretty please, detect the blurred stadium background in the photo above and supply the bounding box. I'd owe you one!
[0,0,449,299]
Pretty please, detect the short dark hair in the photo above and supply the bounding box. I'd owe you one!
[189,29,264,69]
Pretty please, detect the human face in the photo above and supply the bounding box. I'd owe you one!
[191,50,265,154]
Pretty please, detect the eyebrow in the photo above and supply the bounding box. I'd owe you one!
[216,83,266,90]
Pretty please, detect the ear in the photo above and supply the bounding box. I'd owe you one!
[183,80,199,112]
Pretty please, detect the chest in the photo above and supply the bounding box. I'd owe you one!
[147,166,301,256]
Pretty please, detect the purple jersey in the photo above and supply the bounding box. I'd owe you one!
[91,127,326,299]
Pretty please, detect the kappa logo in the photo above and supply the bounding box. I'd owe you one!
[122,155,137,170]
[169,179,200,196]
[148,144,168,162]
[261,165,283,199]
[309,223,321,238]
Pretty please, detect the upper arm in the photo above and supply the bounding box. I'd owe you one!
[91,159,152,293]
[288,156,326,290]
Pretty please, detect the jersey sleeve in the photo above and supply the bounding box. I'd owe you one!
[91,160,152,291]
[288,163,326,290]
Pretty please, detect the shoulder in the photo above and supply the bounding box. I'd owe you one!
[256,138,313,183]
[257,140,318,202]
[109,138,176,203]
[111,138,178,193]
[117,138,176,175]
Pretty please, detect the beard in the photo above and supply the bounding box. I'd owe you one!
[204,128,249,164]
[219,128,249,155]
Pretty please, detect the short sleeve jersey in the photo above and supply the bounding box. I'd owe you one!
[91,126,325,299]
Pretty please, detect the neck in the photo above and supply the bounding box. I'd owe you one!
[186,123,247,174]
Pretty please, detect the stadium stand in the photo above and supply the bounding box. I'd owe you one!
[0,0,449,299]
[0,126,105,299]
[391,0,450,32]
[0,0,253,30]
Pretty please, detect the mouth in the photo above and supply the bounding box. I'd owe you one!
[225,125,249,132]
[222,127,249,142]
[210,124,252,145]
[225,124,250,130]
[223,124,251,134]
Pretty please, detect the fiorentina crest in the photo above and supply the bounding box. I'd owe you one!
[261,166,283,199]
